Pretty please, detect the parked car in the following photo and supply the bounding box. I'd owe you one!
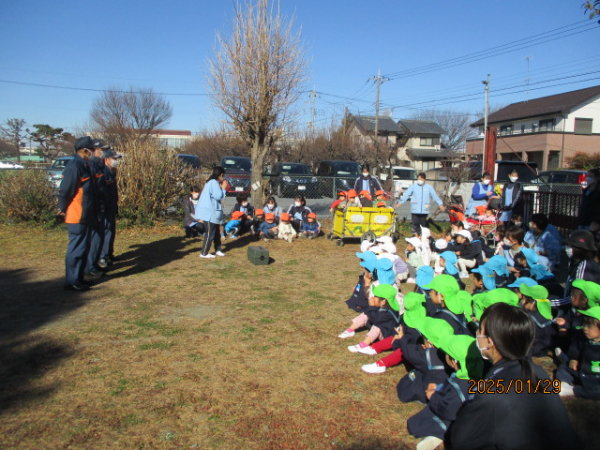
[536,170,586,185]
[47,156,74,189]
[268,162,319,198]
[315,160,361,198]
[176,154,201,169]
[379,166,417,192]
[221,156,252,196]
[0,160,25,170]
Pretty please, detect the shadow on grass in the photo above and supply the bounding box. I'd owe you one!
[104,236,197,281]
[0,269,81,415]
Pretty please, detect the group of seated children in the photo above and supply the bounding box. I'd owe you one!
[329,189,390,212]
[222,193,321,243]
[339,230,598,448]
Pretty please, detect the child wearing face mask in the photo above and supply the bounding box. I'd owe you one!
[183,186,206,238]
[287,195,312,232]
[499,169,523,225]
[231,193,255,234]
[263,196,282,222]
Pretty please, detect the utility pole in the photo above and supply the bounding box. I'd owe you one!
[370,68,388,150]
[525,56,532,102]
[482,74,490,169]
[309,86,317,137]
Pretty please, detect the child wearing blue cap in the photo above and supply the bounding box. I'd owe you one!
[439,251,465,291]
[345,251,376,312]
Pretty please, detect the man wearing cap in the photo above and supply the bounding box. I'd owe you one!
[58,136,98,291]
[395,173,445,235]
[84,138,109,277]
[100,148,122,266]
[353,164,383,200]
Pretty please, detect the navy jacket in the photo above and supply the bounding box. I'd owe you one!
[103,165,118,216]
[346,275,369,312]
[568,331,600,394]
[365,306,400,338]
[58,154,97,225]
[433,308,472,336]
[353,175,383,198]
[447,359,583,450]
[528,309,555,357]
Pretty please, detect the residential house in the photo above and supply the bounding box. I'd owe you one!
[153,129,193,150]
[396,119,452,171]
[347,115,403,149]
[466,85,600,170]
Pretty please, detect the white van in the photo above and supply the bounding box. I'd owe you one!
[379,166,417,193]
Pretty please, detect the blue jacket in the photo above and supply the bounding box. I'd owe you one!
[471,182,493,200]
[259,221,277,234]
[225,219,241,233]
[400,183,443,214]
[196,179,226,224]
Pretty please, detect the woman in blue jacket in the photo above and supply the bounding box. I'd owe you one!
[396,173,445,234]
[197,166,228,259]
[465,172,496,216]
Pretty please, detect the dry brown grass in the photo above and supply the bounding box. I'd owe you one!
[0,222,598,450]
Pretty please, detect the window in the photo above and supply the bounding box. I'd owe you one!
[420,137,433,146]
[539,119,555,132]
[532,123,538,133]
[500,125,513,136]
[574,118,593,135]
[521,125,525,134]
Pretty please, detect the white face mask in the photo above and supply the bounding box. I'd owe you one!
[482,179,490,185]
[514,222,522,227]
[417,180,425,186]
[510,176,518,183]
[267,204,274,210]
[294,201,301,207]
[503,238,512,246]
[241,202,248,207]
[362,172,369,177]
[191,193,199,200]
[565,246,573,258]
[476,336,490,360]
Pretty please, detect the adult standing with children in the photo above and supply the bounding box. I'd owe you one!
[395,173,445,234]
[446,302,583,450]
[465,172,496,216]
[353,164,383,199]
[197,166,228,259]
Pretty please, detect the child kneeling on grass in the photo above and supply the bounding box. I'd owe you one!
[407,334,484,450]
[300,212,321,239]
[225,211,245,238]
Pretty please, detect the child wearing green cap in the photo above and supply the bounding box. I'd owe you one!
[407,335,484,450]
[340,284,401,352]
[517,284,555,357]
[396,318,454,404]
[424,275,473,336]
[556,306,600,399]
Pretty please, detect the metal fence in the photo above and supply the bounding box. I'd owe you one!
[526,184,583,238]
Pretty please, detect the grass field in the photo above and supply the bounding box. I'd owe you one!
[0,222,598,450]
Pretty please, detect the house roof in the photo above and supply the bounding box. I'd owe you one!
[471,84,600,127]
[398,120,446,135]
[352,115,402,134]
[154,129,192,136]
[407,148,455,159]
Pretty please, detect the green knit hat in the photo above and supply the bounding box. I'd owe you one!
[440,334,484,380]
[520,284,551,320]
[572,280,600,307]
[372,284,399,311]
[403,292,426,328]
[418,318,454,348]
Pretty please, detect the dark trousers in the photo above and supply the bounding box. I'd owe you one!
[201,222,222,255]
[66,223,92,285]
[86,215,104,273]
[556,363,600,400]
[102,211,117,258]
[411,214,428,235]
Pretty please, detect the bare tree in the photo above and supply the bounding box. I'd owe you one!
[206,0,308,205]
[409,109,476,151]
[185,130,250,169]
[90,86,173,147]
[0,118,26,161]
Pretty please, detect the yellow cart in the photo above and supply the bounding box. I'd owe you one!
[327,206,396,246]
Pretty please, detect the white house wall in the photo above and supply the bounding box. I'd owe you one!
[565,96,600,133]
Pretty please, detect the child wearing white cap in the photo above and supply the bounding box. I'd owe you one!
[454,229,481,279]
[405,237,424,284]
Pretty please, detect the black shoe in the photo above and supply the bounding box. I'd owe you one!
[85,270,105,278]
[64,283,91,291]
[79,278,94,286]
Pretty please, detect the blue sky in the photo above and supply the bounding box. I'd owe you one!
[0,0,598,136]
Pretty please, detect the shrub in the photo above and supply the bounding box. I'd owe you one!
[0,169,58,224]
[565,152,600,171]
[117,140,197,226]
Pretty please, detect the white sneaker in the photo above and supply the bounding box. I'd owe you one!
[406,277,416,284]
[215,251,225,257]
[200,253,215,259]
[459,271,470,279]
[338,329,356,339]
[357,346,377,355]
[348,344,362,353]
[416,436,443,450]
[361,363,386,374]
[559,383,575,397]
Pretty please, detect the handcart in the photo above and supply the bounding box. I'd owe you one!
[327,206,396,246]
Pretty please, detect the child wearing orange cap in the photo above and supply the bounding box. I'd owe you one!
[224,210,245,238]
[375,189,388,207]
[301,212,321,239]
[277,212,297,242]
[250,208,265,237]
[346,189,360,207]
[329,191,347,213]
[259,213,278,241]
[359,190,373,207]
